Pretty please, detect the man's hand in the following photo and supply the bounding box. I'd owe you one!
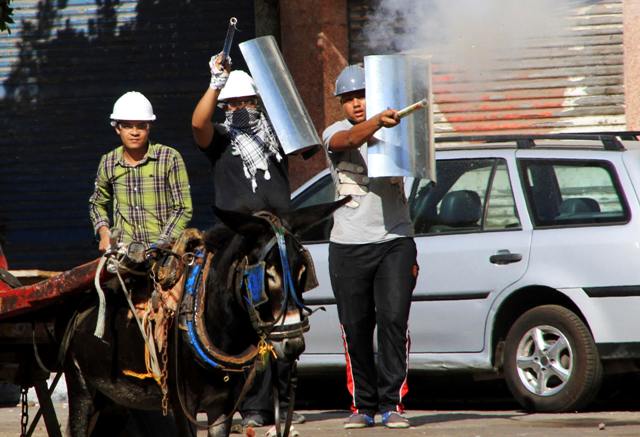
[209,52,231,90]
[149,239,171,251]
[329,108,402,152]
[97,226,111,253]
[376,109,400,129]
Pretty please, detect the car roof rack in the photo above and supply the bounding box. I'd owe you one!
[434,131,640,151]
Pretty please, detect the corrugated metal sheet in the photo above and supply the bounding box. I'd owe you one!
[0,0,255,269]
[348,0,626,136]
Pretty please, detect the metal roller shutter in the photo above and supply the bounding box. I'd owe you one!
[348,0,625,136]
[0,0,255,269]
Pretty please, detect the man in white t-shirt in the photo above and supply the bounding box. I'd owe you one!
[322,65,418,430]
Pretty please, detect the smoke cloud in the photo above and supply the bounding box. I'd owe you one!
[362,0,585,81]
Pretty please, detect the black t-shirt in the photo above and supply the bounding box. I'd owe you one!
[200,125,291,215]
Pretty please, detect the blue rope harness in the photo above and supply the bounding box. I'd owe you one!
[274,229,306,310]
[183,249,222,369]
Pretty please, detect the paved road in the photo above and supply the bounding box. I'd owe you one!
[2,404,640,437]
[3,373,640,436]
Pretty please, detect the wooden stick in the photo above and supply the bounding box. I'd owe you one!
[397,98,428,119]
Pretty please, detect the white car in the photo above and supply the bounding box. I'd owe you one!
[292,133,640,412]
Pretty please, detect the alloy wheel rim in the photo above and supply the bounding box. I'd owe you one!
[515,325,573,396]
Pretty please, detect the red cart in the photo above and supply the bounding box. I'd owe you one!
[0,248,113,437]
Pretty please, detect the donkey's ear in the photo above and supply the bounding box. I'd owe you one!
[213,207,270,238]
[282,196,351,236]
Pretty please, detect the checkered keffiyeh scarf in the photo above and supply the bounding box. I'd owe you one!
[221,108,282,192]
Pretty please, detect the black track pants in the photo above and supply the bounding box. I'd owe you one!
[329,237,418,416]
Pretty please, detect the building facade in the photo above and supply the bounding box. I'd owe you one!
[2,0,639,269]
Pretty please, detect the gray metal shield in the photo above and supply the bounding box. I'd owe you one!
[239,36,321,155]
[364,54,435,180]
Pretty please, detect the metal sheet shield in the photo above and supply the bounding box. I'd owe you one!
[364,54,435,180]
[239,36,321,155]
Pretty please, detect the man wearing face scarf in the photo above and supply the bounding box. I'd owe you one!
[191,53,302,429]
[192,53,291,215]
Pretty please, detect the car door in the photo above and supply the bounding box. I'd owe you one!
[409,150,532,353]
[517,151,639,344]
[290,171,344,359]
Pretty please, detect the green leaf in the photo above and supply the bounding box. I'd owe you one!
[0,0,14,34]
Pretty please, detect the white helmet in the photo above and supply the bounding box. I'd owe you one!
[218,71,257,102]
[110,91,156,122]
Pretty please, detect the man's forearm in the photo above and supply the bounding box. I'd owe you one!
[96,225,111,252]
[89,171,112,234]
[329,117,383,151]
[89,202,110,235]
[192,88,220,148]
[329,110,399,152]
[97,225,110,238]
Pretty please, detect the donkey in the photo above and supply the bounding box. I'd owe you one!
[63,200,346,437]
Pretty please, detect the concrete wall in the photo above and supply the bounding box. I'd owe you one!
[278,0,347,189]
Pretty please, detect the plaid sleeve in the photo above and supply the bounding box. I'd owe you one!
[88,155,112,235]
[159,151,193,242]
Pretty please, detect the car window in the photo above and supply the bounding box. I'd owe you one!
[520,159,629,227]
[410,158,519,234]
[292,174,336,209]
[485,161,521,230]
[292,173,336,243]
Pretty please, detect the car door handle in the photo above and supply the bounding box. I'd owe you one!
[490,250,522,265]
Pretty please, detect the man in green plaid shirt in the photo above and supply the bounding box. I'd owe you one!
[89,91,192,251]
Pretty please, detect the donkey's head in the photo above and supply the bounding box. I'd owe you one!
[210,199,347,362]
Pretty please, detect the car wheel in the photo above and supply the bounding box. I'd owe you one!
[503,304,602,412]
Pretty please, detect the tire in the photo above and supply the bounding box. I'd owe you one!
[503,305,602,412]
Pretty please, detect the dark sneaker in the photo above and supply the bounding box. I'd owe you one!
[381,411,410,429]
[241,411,273,428]
[344,413,375,429]
[280,411,306,424]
